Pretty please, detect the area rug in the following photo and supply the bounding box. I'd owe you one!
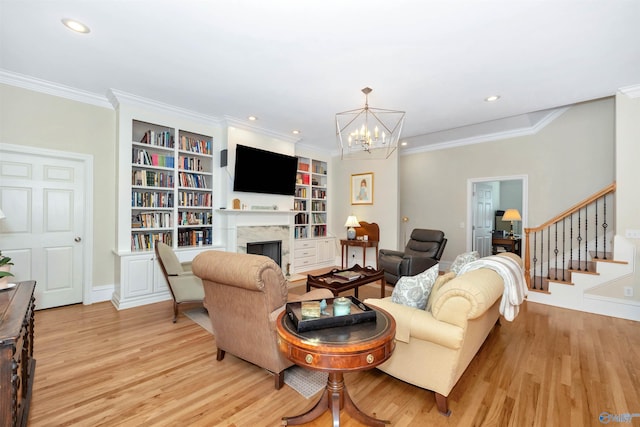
[184,307,327,399]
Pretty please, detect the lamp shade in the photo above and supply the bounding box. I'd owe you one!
[0,208,5,220]
[502,209,521,222]
[344,215,361,228]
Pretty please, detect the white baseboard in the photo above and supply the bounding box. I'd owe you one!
[87,284,115,304]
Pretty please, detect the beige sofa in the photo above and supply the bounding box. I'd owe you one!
[192,251,332,389]
[365,252,523,415]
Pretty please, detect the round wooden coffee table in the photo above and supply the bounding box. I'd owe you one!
[276,308,396,426]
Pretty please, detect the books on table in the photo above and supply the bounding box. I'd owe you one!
[334,271,362,281]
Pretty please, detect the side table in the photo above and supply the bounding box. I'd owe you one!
[277,308,395,426]
[340,239,379,269]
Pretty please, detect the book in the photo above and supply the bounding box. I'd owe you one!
[333,271,362,281]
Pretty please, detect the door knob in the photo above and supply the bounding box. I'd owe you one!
[74,237,82,242]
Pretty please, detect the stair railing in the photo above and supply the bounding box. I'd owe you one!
[524,182,616,291]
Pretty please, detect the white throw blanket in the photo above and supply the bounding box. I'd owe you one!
[457,255,527,321]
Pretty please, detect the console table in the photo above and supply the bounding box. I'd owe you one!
[0,281,36,427]
[341,221,380,269]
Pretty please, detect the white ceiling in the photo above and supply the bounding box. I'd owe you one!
[1,1,639,154]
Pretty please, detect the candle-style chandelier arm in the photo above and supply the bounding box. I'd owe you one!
[336,87,406,159]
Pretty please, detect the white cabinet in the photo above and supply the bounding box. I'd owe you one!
[113,253,171,309]
[292,237,335,273]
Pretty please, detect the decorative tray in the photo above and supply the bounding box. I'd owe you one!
[285,296,376,333]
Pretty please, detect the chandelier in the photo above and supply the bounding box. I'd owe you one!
[336,87,405,159]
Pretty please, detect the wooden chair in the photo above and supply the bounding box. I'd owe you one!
[155,242,205,322]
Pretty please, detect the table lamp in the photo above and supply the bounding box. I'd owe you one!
[501,209,521,239]
[344,215,360,240]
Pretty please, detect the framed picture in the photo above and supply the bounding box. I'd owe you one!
[351,172,374,205]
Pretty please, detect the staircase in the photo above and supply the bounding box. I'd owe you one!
[523,183,639,321]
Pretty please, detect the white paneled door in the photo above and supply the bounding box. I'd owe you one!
[0,148,86,309]
[472,182,494,258]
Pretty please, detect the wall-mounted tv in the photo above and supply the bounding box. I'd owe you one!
[233,144,298,196]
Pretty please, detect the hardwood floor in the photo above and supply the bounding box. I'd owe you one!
[28,280,640,426]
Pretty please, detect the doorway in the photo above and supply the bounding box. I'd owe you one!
[467,175,528,256]
[0,143,93,309]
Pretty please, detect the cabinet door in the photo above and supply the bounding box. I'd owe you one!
[317,238,335,263]
[122,255,155,298]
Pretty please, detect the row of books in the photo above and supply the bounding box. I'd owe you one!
[132,170,174,188]
[295,187,308,198]
[178,229,212,247]
[311,201,326,211]
[313,225,327,237]
[130,232,172,251]
[178,156,207,172]
[178,172,208,189]
[293,199,307,211]
[140,130,174,148]
[311,189,327,199]
[132,212,173,228]
[178,191,212,207]
[132,191,174,208]
[179,135,212,155]
[311,213,326,224]
[177,211,212,226]
[294,212,309,225]
[132,148,175,168]
[294,225,308,239]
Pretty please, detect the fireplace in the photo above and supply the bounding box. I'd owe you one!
[247,240,282,267]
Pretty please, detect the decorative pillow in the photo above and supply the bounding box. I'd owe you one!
[391,264,439,310]
[450,251,480,275]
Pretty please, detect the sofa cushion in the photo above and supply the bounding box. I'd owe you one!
[391,264,439,309]
[449,251,480,275]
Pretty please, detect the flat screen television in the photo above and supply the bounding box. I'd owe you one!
[233,144,298,196]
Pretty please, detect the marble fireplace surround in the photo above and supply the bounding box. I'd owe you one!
[218,210,294,275]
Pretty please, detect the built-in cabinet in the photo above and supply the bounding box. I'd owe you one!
[130,120,214,250]
[113,101,220,309]
[291,155,334,273]
[292,237,335,273]
[294,156,328,239]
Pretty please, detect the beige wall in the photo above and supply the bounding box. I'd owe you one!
[330,152,400,258]
[0,84,117,288]
[399,97,615,264]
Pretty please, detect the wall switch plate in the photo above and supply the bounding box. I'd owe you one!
[624,286,633,297]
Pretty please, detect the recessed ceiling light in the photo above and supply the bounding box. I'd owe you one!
[292,130,300,135]
[401,141,408,146]
[485,95,501,102]
[248,116,258,121]
[61,18,90,34]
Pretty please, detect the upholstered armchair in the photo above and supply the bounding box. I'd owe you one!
[379,229,447,285]
[155,242,205,322]
[192,251,332,389]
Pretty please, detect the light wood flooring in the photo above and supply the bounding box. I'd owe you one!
[28,277,640,426]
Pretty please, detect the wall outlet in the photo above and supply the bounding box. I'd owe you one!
[625,229,640,239]
[624,286,633,297]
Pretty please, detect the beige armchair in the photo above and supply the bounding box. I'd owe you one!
[192,251,332,389]
[155,242,205,323]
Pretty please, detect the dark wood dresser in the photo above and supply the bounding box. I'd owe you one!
[0,281,36,427]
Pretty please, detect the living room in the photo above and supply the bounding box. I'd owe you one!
[1,2,640,425]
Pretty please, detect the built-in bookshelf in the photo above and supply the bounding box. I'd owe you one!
[130,120,213,251]
[294,156,327,239]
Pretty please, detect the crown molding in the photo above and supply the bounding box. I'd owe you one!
[400,107,568,156]
[618,84,640,99]
[222,115,301,144]
[0,69,112,109]
[106,89,224,126]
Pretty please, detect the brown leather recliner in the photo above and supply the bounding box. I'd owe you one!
[192,250,332,389]
[379,229,447,285]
